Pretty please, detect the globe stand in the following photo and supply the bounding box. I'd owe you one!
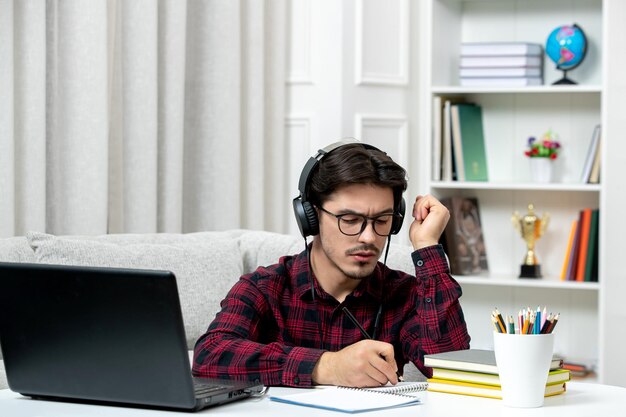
[552,70,577,85]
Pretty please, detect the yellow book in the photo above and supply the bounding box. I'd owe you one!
[426,378,566,399]
[561,220,578,280]
[431,368,570,387]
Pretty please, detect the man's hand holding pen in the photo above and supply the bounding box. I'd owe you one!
[311,340,401,388]
[311,307,403,388]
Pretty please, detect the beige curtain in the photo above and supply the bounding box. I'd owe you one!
[0,0,287,237]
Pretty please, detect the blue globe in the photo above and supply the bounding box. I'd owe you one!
[546,24,587,71]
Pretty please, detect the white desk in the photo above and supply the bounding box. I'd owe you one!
[1,382,624,416]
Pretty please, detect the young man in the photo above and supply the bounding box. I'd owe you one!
[193,141,470,388]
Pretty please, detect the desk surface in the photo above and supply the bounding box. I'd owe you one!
[1,382,625,416]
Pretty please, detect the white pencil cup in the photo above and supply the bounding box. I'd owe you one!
[493,332,554,408]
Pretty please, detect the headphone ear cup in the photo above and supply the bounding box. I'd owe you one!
[302,201,319,236]
[391,197,406,235]
[293,197,319,237]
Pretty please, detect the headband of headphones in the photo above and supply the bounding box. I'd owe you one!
[292,139,405,238]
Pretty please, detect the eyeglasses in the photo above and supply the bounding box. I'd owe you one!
[318,206,401,237]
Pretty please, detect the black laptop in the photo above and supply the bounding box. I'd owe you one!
[0,262,265,411]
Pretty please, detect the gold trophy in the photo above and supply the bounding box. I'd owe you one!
[512,204,550,278]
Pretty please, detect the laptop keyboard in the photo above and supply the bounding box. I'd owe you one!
[194,382,232,398]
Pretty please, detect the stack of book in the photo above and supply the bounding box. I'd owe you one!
[424,349,569,399]
[561,208,600,282]
[459,42,544,87]
[431,98,489,182]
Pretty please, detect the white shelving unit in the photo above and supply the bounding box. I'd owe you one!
[418,0,626,385]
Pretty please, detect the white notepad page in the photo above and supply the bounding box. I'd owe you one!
[270,383,426,413]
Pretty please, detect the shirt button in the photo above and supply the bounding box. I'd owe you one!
[416,260,424,267]
[425,297,432,303]
[294,377,300,385]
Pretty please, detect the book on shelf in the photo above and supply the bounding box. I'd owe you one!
[575,208,593,282]
[562,209,599,282]
[460,55,543,68]
[461,42,543,57]
[562,360,594,378]
[584,209,600,282]
[431,367,570,387]
[440,197,488,275]
[424,349,564,375]
[442,99,453,181]
[455,104,488,181]
[440,98,463,182]
[580,124,601,183]
[460,77,543,87]
[269,382,426,412]
[588,130,602,184]
[432,95,443,181]
[459,67,542,78]
[566,217,582,281]
[426,378,566,399]
[560,220,578,281]
[450,105,466,181]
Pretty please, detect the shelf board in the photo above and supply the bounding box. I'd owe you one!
[431,85,602,95]
[454,275,599,290]
[430,181,601,192]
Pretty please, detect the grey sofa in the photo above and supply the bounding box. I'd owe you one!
[0,229,423,390]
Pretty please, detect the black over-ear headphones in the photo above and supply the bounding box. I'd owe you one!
[292,139,406,238]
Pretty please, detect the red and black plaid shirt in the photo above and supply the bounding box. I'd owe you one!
[192,244,470,387]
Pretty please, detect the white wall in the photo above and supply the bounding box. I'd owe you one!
[285,0,421,242]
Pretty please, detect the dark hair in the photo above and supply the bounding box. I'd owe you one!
[307,143,407,210]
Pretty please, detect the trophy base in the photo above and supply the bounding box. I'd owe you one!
[520,264,542,279]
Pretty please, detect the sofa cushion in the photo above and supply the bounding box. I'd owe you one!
[237,230,302,273]
[0,236,37,263]
[26,232,243,348]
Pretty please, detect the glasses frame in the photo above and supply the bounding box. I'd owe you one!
[318,206,402,237]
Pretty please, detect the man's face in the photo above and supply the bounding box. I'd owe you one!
[316,183,395,281]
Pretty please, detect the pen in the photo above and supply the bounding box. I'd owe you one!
[341,306,404,382]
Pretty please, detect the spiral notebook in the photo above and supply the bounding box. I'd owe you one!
[270,382,427,413]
